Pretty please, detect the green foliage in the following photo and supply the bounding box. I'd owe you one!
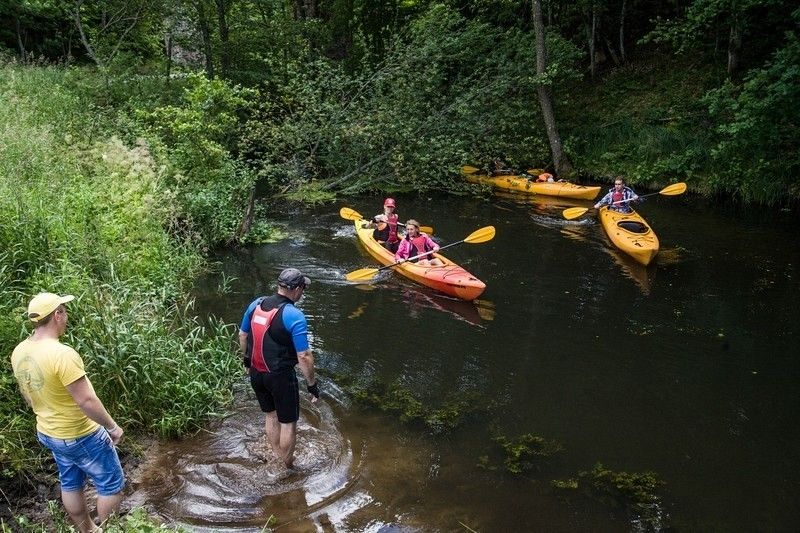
[239,3,581,195]
[0,65,239,489]
[492,433,565,473]
[702,13,800,203]
[137,73,258,244]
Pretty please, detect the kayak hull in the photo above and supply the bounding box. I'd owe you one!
[354,221,486,301]
[465,173,601,200]
[598,207,659,266]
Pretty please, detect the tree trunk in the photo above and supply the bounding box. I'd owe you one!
[589,5,597,78]
[215,0,231,77]
[532,0,573,176]
[164,33,173,84]
[619,0,627,63]
[304,0,317,18]
[15,16,26,61]
[197,1,215,78]
[727,20,742,78]
[292,0,303,19]
[232,184,256,243]
[605,36,621,67]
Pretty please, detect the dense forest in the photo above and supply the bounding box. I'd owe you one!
[1,0,798,527]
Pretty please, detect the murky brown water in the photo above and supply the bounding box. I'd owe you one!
[129,191,800,531]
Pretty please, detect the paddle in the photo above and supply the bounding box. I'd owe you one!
[339,207,433,234]
[345,225,496,282]
[461,165,481,175]
[562,182,687,220]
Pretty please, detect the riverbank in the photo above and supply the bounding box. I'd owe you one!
[0,64,244,528]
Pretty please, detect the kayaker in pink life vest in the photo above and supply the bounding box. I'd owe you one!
[595,176,640,214]
[364,197,401,253]
[395,219,443,266]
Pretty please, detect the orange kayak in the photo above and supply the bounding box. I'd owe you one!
[598,207,659,266]
[354,220,486,301]
[465,172,601,200]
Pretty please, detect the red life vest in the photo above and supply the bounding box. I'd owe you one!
[612,190,625,204]
[249,302,286,372]
[375,213,399,244]
[409,235,433,262]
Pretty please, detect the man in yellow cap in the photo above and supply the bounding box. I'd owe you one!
[11,293,125,533]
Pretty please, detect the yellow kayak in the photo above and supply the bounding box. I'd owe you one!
[598,207,659,266]
[354,220,486,301]
[465,173,601,200]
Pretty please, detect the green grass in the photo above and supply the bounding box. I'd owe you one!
[0,64,240,494]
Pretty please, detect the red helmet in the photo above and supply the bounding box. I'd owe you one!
[384,198,396,208]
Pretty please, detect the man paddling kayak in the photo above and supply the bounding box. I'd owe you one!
[595,177,641,214]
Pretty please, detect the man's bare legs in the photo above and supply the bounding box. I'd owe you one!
[61,489,100,533]
[96,492,123,526]
[264,411,298,467]
[62,488,122,532]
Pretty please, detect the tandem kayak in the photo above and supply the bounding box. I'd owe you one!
[598,207,660,266]
[464,172,601,200]
[353,220,486,301]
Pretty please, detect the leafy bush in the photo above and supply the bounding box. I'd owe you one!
[0,65,238,489]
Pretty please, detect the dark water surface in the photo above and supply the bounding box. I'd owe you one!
[130,192,800,531]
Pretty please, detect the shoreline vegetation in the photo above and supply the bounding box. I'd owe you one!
[1,0,797,528]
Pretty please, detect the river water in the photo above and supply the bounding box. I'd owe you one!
[129,191,800,531]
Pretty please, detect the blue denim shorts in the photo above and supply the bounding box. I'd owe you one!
[37,426,125,496]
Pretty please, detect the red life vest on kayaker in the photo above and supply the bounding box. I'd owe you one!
[375,213,399,244]
[612,190,625,204]
[408,234,434,262]
[248,296,294,373]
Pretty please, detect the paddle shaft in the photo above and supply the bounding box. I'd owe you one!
[608,189,672,206]
[377,238,466,272]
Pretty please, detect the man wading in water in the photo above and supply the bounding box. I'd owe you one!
[238,268,319,468]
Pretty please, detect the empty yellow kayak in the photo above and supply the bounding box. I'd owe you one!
[465,173,601,200]
[598,207,659,266]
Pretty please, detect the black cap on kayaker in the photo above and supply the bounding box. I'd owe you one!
[278,268,311,289]
[384,198,396,208]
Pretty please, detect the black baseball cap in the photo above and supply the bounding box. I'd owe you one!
[278,268,311,289]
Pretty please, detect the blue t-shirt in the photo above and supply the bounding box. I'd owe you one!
[239,298,310,352]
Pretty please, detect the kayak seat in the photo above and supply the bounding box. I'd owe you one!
[617,221,649,233]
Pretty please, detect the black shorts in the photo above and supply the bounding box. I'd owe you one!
[249,368,299,423]
[382,240,399,254]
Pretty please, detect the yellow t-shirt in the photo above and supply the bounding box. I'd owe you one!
[11,337,99,439]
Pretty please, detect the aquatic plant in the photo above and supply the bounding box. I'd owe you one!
[552,462,666,528]
[325,370,489,432]
[578,462,663,507]
[491,433,565,474]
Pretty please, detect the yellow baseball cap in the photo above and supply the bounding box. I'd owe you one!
[27,292,75,322]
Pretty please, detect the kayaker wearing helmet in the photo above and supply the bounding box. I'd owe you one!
[364,198,401,253]
[595,176,640,214]
[395,220,443,266]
